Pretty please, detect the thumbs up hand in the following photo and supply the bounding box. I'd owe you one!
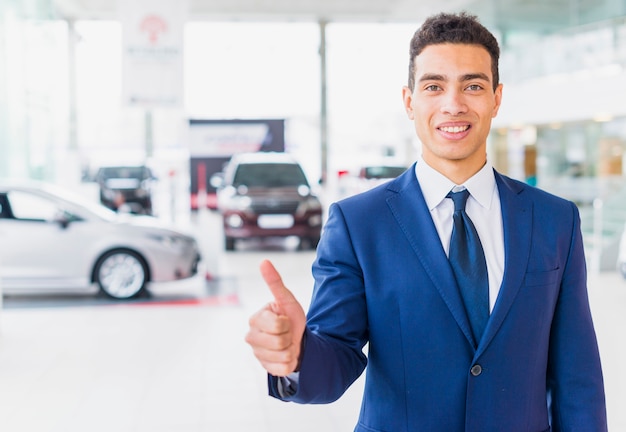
[245,260,306,377]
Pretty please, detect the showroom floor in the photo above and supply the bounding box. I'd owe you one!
[0,210,624,432]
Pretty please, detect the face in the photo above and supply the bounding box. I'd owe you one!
[402,43,503,182]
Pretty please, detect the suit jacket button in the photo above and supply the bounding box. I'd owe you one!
[470,364,482,376]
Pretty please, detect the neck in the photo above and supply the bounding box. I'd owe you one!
[422,156,487,185]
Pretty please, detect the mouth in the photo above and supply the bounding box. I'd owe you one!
[438,125,470,134]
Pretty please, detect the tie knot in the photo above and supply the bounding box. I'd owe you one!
[447,189,470,212]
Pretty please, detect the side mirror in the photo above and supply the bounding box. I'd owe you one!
[210,173,224,189]
[53,211,71,229]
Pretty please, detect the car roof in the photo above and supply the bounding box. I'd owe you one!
[0,180,116,218]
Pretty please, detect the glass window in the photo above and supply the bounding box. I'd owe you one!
[7,191,58,221]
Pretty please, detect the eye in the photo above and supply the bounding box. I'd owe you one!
[466,84,484,91]
[424,84,442,92]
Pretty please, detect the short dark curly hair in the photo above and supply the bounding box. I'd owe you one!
[407,11,500,91]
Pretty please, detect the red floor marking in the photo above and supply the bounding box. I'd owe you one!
[113,293,240,308]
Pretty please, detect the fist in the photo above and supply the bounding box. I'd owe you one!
[245,260,306,376]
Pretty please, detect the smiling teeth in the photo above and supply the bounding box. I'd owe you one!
[440,126,469,133]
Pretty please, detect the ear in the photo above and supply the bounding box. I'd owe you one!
[402,86,415,120]
[491,83,503,118]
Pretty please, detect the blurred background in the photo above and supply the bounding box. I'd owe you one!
[1,1,626,431]
[1,0,626,267]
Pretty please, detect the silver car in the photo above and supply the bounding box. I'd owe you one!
[0,181,201,299]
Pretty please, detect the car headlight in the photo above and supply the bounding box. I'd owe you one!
[227,195,253,211]
[308,214,323,227]
[148,233,184,249]
[219,186,253,211]
[297,185,311,196]
[225,214,244,228]
[135,188,149,198]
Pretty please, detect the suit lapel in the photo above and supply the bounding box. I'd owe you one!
[476,172,533,355]
[385,168,476,347]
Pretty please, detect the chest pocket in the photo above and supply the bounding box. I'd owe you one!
[524,268,560,287]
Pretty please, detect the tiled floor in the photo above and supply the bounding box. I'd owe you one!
[0,210,624,431]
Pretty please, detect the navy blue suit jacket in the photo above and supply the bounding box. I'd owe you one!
[270,165,607,432]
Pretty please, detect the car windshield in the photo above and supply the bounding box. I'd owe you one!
[233,163,309,188]
[40,184,119,222]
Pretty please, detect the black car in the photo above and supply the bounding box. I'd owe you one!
[96,166,156,215]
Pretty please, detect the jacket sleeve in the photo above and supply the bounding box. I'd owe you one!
[269,202,369,404]
[547,201,607,431]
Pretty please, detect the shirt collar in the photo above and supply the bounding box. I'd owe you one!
[415,155,496,211]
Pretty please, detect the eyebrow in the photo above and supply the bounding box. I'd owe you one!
[419,72,491,83]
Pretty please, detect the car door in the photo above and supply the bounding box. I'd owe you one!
[0,190,92,289]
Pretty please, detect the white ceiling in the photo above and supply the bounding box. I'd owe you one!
[50,0,624,35]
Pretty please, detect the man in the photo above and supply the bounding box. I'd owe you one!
[245,12,607,431]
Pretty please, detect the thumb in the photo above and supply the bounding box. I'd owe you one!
[259,259,307,366]
[259,259,298,312]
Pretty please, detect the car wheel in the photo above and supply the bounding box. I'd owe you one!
[225,236,236,251]
[94,250,148,299]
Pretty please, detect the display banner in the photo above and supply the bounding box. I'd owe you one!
[118,0,187,108]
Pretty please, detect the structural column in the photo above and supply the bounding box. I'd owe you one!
[319,19,328,184]
[0,1,10,178]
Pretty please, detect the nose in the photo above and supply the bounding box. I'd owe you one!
[440,90,468,116]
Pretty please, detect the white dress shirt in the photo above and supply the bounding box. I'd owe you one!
[415,156,505,312]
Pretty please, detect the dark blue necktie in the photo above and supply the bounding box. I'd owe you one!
[447,189,489,346]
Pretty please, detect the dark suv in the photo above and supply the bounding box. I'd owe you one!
[211,152,323,251]
[96,166,156,215]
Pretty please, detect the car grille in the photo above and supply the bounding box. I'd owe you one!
[251,200,299,214]
[121,190,141,199]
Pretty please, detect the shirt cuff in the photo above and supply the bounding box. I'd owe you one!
[276,372,300,398]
